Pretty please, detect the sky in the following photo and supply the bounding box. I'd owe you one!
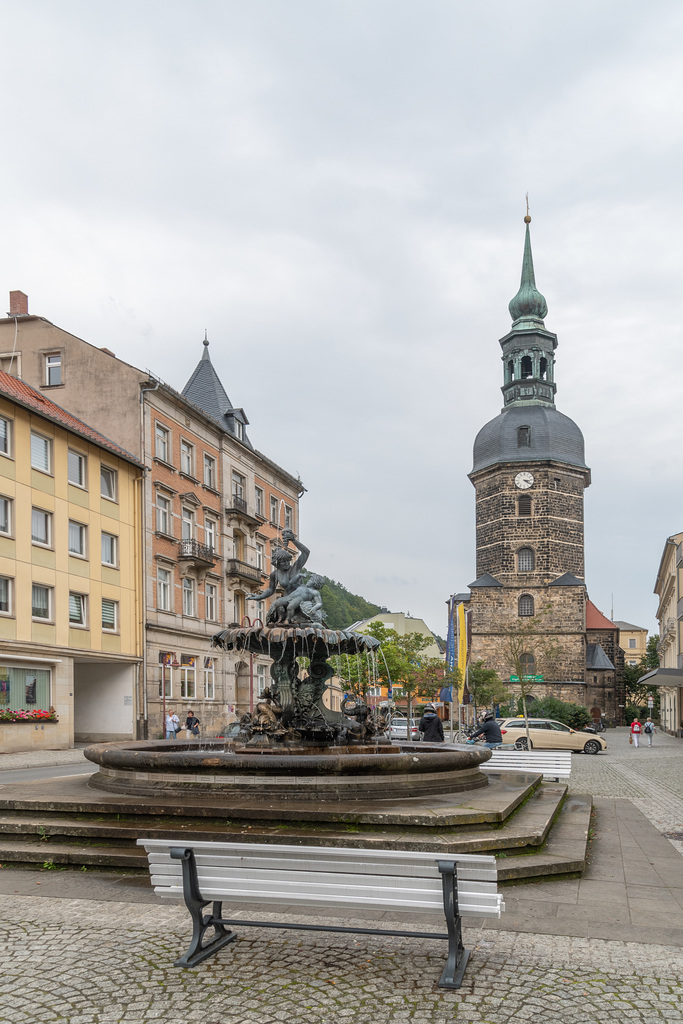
[0,0,681,637]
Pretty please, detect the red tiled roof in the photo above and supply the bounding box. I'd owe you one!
[586,599,616,630]
[0,371,144,468]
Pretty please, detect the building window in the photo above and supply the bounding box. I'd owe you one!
[68,449,87,488]
[204,657,215,700]
[284,504,293,530]
[0,416,11,457]
[180,440,194,477]
[157,567,171,610]
[0,664,50,710]
[100,465,117,501]
[69,592,87,626]
[628,638,636,649]
[233,419,244,441]
[101,533,117,567]
[182,577,196,616]
[255,542,265,571]
[520,653,536,675]
[68,521,87,558]
[628,660,637,666]
[156,493,171,535]
[205,582,217,621]
[31,508,52,547]
[517,495,532,517]
[30,432,51,473]
[255,486,264,516]
[270,496,279,525]
[102,598,118,632]
[155,423,170,462]
[203,454,216,489]
[517,426,531,448]
[204,518,216,552]
[256,663,267,696]
[45,352,62,386]
[31,584,52,620]
[233,592,244,623]
[0,496,12,536]
[180,654,196,698]
[232,471,245,500]
[518,548,534,572]
[554,478,561,490]
[181,507,195,540]
[0,576,12,614]
[518,594,535,617]
[159,654,173,698]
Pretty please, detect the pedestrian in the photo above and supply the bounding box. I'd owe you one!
[643,717,656,747]
[419,704,445,742]
[165,710,179,740]
[469,711,503,749]
[185,710,200,739]
[630,717,642,748]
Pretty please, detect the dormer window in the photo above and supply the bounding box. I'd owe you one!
[233,419,244,441]
[517,426,531,448]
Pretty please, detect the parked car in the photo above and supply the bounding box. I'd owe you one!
[499,717,607,754]
[215,722,242,741]
[389,717,420,741]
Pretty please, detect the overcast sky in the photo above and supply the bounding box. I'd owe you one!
[1,0,681,637]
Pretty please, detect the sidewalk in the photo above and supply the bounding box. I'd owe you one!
[1,728,682,1022]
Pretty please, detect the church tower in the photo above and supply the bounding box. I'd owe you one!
[466,216,593,691]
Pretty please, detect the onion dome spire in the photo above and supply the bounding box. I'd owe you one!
[508,213,548,330]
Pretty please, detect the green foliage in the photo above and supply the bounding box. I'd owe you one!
[518,695,591,730]
[467,661,510,710]
[623,636,660,714]
[319,578,382,630]
[645,634,659,669]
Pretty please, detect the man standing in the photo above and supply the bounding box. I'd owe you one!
[630,717,642,748]
[185,710,200,739]
[643,717,656,747]
[419,704,445,742]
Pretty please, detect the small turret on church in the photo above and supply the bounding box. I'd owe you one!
[462,216,619,723]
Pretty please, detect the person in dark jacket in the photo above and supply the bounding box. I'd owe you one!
[469,712,502,748]
[419,705,445,742]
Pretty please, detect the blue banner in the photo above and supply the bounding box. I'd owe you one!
[445,599,456,671]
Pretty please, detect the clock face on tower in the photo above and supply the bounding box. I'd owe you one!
[514,471,534,489]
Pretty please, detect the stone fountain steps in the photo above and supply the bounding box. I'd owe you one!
[0,785,587,880]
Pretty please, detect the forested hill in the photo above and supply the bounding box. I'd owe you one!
[320,578,383,629]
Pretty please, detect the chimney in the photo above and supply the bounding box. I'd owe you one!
[8,291,28,316]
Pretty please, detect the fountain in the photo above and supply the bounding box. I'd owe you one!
[84,529,491,803]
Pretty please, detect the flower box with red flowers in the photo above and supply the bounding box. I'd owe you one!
[0,708,59,722]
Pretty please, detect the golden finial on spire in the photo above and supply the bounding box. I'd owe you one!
[524,193,531,224]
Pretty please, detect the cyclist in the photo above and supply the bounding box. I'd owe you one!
[468,712,503,749]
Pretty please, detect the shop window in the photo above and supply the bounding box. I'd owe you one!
[0,665,50,711]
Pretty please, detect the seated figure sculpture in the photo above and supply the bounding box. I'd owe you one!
[249,530,324,624]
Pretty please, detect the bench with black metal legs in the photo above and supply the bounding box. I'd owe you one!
[137,839,505,990]
[480,749,572,782]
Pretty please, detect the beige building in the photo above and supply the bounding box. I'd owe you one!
[0,371,144,752]
[639,533,683,737]
[614,620,649,667]
[0,291,301,741]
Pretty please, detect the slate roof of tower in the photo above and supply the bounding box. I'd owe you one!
[471,404,587,475]
[549,572,585,587]
[182,337,253,448]
[613,619,648,632]
[0,371,143,467]
[468,572,503,588]
[586,643,615,670]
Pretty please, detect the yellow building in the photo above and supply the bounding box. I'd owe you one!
[614,620,649,667]
[0,371,144,751]
[639,533,683,737]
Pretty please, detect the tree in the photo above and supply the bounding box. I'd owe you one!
[500,604,567,748]
[521,695,590,730]
[622,635,661,715]
[467,661,510,714]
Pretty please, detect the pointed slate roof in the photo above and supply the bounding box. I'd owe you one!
[586,644,615,670]
[468,572,503,588]
[182,335,253,448]
[548,572,586,587]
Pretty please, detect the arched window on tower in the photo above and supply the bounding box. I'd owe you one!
[521,355,532,378]
[520,653,536,675]
[539,357,547,380]
[518,547,535,572]
[517,426,531,448]
[507,360,514,382]
[518,594,534,617]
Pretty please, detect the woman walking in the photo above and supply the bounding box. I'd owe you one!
[630,717,642,748]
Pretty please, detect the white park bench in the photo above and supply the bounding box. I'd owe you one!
[480,748,572,782]
[138,838,505,989]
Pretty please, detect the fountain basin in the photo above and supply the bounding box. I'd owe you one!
[84,740,491,802]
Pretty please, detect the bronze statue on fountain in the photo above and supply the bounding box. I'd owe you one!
[211,530,390,747]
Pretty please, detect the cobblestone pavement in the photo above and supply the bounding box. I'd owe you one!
[2,894,683,1024]
[570,728,683,856]
[0,746,89,770]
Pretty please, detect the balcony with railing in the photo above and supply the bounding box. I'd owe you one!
[226,558,262,584]
[177,538,217,568]
[225,493,261,529]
